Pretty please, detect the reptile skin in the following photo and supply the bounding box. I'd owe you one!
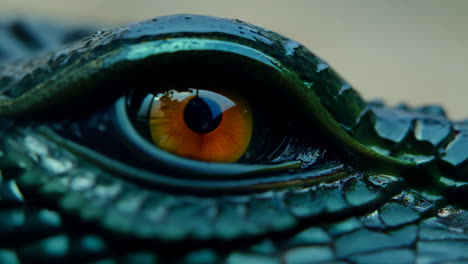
[0,15,467,264]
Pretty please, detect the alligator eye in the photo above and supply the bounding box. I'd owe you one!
[145,88,253,162]
[0,17,373,189]
[116,60,318,178]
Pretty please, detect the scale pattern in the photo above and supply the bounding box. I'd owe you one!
[351,102,468,180]
[0,16,467,264]
[1,172,468,263]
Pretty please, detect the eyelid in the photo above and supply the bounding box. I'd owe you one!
[0,38,287,117]
[38,124,348,193]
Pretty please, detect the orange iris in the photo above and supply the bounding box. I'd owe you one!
[148,88,253,162]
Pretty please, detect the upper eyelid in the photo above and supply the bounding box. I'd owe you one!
[0,37,288,117]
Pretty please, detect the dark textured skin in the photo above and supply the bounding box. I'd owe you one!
[0,15,467,264]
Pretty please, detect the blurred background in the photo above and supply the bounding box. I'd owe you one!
[2,0,467,119]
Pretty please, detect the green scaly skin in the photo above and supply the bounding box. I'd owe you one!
[0,15,466,264]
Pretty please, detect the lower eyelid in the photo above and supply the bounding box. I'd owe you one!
[27,125,345,192]
[45,96,306,179]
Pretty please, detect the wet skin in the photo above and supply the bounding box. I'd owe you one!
[0,15,467,264]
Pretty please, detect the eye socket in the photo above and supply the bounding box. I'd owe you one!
[146,88,253,162]
[37,38,349,190]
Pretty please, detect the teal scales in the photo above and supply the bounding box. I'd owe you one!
[0,15,466,263]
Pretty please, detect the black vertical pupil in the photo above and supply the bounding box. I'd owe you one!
[184,97,222,134]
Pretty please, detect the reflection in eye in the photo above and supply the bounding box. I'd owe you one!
[147,88,253,162]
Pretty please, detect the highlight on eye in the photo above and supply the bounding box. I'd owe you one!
[148,88,253,162]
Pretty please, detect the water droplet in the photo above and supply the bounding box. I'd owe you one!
[304,82,313,89]
[438,208,450,217]
[338,84,352,96]
[316,62,329,72]
[437,206,459,217]
[284,40,300,56]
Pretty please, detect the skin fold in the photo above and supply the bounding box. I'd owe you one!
[0,14,467,264]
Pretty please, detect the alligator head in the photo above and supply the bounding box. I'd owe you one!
[0,14,467,264]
